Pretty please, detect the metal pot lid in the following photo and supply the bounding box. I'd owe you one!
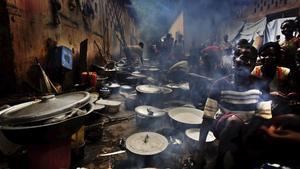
[105,68,116,72]
[126,132,168,156]
[0,102,94,130]
[165,83,189,90]
[0,91,90,125]
[135,105,166,117]
[168,107,203,125]
[136,85,161,94]
[95,99,121,106]
[106,83,120,88]
[159,87,172,94]
[131,71,147,78]
[185,128,216,142]
[120,85,133,90]
[147,67,159,71]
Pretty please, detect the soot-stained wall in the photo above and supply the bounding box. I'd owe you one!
[0,0,138,96]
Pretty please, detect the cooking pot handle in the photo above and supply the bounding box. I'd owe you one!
[118,137,126,150]
[41,95,55,101]
[97,150,126,157]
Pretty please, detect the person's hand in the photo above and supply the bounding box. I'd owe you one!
[270,91,288,99]
[287,92,299,99]
[271,114,300,130]
[261,125,300,142]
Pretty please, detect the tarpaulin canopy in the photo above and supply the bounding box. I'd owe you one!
[264,17,296,44]
[234,17,267,43]
[219,20,245,42]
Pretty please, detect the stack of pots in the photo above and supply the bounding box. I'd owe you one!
[0,91,94,169]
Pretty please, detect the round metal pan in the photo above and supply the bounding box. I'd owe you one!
[0,92,90,125]
[0,103,94,144]
[167,107,204,130]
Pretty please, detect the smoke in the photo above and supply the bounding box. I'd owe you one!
[130,0,183,42]
[128,0,254,47]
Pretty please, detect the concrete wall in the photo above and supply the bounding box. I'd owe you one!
[243,0,300,21]
[1,0,138,96]
[183,0,230,51]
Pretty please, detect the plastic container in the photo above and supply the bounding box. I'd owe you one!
[81,72,97,87]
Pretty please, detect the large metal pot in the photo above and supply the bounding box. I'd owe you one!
[135,105,167,131]
[184,128,216,153]
[0,91,94,144]
[136,85,162,105]
[125,132,169,168]
[159,87,173,102]
[105,82,120,94]
[167,107,203,131]
[165,83,190,101]
[140,67,160,78]
[1,103,94,144]
[126,72,147,85]
[95,99,121,114]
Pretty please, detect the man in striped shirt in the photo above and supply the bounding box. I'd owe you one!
[199,40,272,168]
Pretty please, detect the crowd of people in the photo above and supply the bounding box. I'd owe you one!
[145,18,300,169]
[197,19,300,169]
[122,17,300,168]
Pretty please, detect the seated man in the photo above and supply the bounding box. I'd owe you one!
[252,42,292,116]
[252,42,290,93]
[199,40,272,169]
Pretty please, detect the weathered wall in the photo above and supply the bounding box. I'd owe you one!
[183,0,231,50]
[182,0,300,50]
[1,0,138,96]
[242,0,300,21]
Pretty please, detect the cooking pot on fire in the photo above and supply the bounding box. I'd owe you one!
[98,131,169,168]
[126,131,168,156]
[136,85,172,106]
[125,132,169,167]
[105,82,121,94]
[0,91,94,144]
[140,67,160,77]
[165,83,190,101]
[184,128,216,153]
[167,107,204,130]
[135,105,167,131]
[95,99,121,114]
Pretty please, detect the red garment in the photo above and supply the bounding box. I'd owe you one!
[202,45,222,54]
